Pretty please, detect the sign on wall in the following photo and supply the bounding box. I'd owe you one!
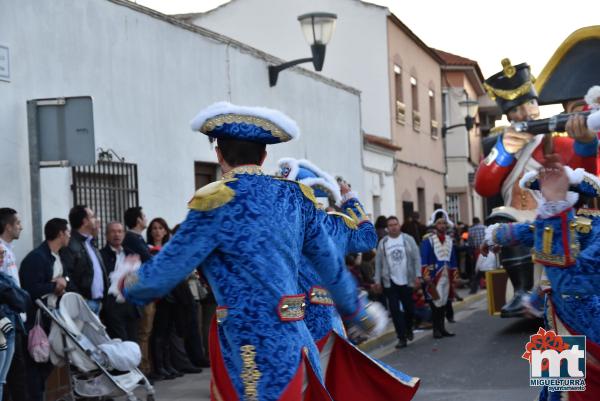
[0,45,9,82]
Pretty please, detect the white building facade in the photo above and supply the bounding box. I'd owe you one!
[184,0,399,218]
[0,0,365,259]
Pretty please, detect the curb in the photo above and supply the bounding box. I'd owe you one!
[358,290,487,354]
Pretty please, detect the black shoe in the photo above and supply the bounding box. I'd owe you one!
[157,368,176,380]
[181,366,203,374]
[167,367,184,377]
[447,318,456,323]
[500,292,526,318]
[148,371,164,382]
[441,330,455,337]
[433,331,443,339]
[395,340,407,349]
[406,331,414,341]
[455,295,464,301]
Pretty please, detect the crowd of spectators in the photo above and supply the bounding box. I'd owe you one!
[0,206,211,401]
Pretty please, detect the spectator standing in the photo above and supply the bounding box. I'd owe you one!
[123,207,155,378]
[468,218,486,294]
[0,208,29,401]
[100,222,139,342]
[0,245,29,401]
[19,218,70,401]
[374,216,387,244]
[374,216,422,349]
[61,205,108,315]
[401,212,427,245]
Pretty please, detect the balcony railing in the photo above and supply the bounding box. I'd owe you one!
[396,101,406,125]
[412,110,420,132]
[431,119,439,139]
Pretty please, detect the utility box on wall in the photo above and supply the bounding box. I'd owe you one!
[31,96,95,166]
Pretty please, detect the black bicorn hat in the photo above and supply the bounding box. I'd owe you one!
[535,26,600,106]
[484,58,538,114]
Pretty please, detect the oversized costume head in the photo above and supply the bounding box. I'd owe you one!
[484,58,538,115]
[535,26,600,107]
[278,158,342,205]
[190,101,300,144]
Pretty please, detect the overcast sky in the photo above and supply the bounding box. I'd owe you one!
[135,0,599,117]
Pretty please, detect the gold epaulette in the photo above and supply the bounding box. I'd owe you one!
[422,232,434,240]
[188,179,237,211]
[577,208,600,218]
[274,177,320,208]
[327,211,358,229]
[572,216,592,234]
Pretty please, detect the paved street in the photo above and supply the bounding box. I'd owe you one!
[135,296,544,401]
[381,298,543,401]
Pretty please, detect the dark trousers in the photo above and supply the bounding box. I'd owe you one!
[24,356,52,401]
[3,332,29,401]
[430,302,447,337]
[383,283,414,341]
[101,297,139,342]
[200,300,216,361]
[470,270,485,294]
[446,299,454,322]
[180,301,205,366]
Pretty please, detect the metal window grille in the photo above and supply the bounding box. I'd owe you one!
[447,194,460,222]
[71,162,139,245]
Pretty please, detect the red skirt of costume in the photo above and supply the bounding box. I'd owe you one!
[315,331,420,401]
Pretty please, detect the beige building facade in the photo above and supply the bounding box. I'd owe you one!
[387,16,445,223]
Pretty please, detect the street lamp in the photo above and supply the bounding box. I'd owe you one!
[268,12,337,87]
[442,94,479,137]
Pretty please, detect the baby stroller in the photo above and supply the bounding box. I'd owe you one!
[36,292,155,401]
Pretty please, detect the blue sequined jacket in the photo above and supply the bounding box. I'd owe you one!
[492,208,600,343]
[123,167,360,401]
[301,197,377,342]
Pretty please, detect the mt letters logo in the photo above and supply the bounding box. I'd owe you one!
[522,328,586,392]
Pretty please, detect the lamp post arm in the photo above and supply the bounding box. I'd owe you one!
[268,57,314,86]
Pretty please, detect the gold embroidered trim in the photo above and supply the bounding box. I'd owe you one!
[278,295,306,321]
[188,179,236,211]
[532,250,578,267]
[309,287,334,306]
[577,208,600,217]
[346,207,360,223]
[327,211,357,229]
[574,216,592,234]
[201,114,290,141]
[484,81,533,101]
[222,165,264,180]
[582,174,600,195]
[240,345,261,401]
[542,226,553,255]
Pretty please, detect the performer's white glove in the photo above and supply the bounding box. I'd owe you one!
[344,292,389,344]
[108,254,141,303]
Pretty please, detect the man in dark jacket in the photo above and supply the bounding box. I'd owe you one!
[122,207,152,263]
[19,218,70,401]
[60,205,108,314]
[99,221,139,342]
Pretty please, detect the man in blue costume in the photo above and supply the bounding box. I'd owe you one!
[421,209,458,339]
[112,102,382,401]
[278,158,420,401]
[484,155,600,400]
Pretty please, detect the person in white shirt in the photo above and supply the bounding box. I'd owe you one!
[374,216,422,349]
[0,207,29,401]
